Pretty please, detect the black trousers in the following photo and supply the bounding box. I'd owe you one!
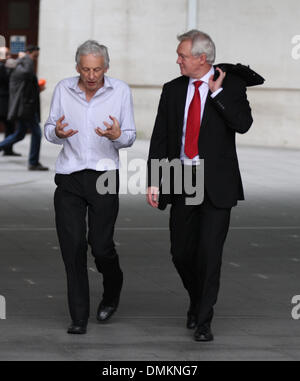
[54,169,122,324]
[169,188,231,328]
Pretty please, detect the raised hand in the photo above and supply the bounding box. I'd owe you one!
[95,115,121,140]
[208,67,226,93]
[55,115,78,138]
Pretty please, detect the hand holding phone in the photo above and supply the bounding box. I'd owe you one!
[213,70,220,81]
[209,67,226,92]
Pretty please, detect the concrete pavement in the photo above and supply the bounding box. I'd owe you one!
[0,135,300,361]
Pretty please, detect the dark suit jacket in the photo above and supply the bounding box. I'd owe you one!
[8,55,40,122]
[0,62,10,118]
[147,68,253,209]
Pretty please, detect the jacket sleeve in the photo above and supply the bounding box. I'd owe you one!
[0,63,7,86]
[13,57,34,81]
[147,84,168,187]
[211,78,253,134]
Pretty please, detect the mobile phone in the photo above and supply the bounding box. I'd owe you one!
[213,70,220,81]
[213,65,227,81]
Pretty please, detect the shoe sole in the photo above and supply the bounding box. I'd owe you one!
[67,328,87,334]
[194,336,214,342]
[28,169,49,171]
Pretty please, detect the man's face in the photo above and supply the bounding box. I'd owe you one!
[76,54,107,92]
[176,40,204,77]
[28,50,39,61]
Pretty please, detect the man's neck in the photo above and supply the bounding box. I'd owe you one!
[191,64,212,80]
[78,79,104,102]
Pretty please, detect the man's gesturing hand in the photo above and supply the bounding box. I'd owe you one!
[55,115,78,138]
[208,67,226,93]
[95,115,121,140]
[147,186,159,208]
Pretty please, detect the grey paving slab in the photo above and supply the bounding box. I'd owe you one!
[0,135,300,361]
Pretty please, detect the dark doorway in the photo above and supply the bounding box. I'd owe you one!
[0,0,40,50]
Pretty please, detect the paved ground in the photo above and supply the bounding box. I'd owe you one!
[0,135,300,361]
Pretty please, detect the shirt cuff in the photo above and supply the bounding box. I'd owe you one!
[210,88,223,98]
[49,125,64,144]
[112,131,127,146]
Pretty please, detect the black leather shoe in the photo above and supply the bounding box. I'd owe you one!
[28,162,49,171]
[3,151,22,157]
[97,299,119,323]
[194,324,214,342]
[67,322,87,334]
[186,312,197,329]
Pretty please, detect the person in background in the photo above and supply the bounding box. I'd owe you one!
[0,47,20,156]
[0,45,48,170]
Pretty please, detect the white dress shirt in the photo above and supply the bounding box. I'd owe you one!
[180,66,223,165]
[44,75,136,174]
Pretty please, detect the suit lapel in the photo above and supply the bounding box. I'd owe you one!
[200,89,212,132]
[197,89,213,158]
[176,76,189,147]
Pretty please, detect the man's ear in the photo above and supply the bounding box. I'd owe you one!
[199,53,207,65]
[76,65,80,74]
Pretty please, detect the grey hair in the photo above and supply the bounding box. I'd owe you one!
[177,30,216,64]
[75,40,110,68]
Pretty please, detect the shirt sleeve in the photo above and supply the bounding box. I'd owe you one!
[44,83,64,145]
[210,88,223,98]
[111,85,136,150]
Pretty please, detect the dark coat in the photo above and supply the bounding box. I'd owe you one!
[147,68,253,209]
[8,55,40,122]
[0,62,10,118]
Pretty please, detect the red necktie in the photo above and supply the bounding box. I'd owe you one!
[184,80,203,159]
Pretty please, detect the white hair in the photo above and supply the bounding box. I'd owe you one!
[75,40,110,68]
[177,30,216,64]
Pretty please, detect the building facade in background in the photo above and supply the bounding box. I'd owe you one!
[1,0,300,148]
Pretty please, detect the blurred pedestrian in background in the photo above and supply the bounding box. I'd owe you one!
[0,47,20,156]
[0,45,48,170]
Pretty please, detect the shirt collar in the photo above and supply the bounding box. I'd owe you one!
[69,75,114,95]
[189,66,215,86]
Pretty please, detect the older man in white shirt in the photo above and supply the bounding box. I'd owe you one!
[45,40,136,334]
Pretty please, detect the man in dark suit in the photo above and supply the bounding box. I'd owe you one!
[147,30,253,342]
